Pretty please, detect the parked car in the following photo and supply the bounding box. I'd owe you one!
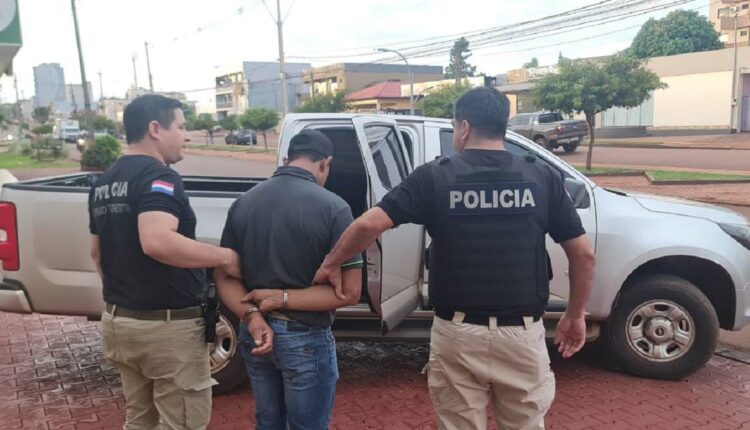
[2,113,749,394]
[508,112,588,153]
[225,129,257,145]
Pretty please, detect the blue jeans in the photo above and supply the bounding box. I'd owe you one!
[238,318,339,430]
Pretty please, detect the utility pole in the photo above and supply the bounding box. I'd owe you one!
[455,48,462,86]
[730,6,739,133]
[13,75,22,131]
[97,70,103,101]
[131,53,139,90]
[276,0,288,116]
[309,68,315,101]
[70,0,94,143]
[144,41,154,93]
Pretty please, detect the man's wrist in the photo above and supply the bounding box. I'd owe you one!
[242,306,262,322]
[563,309,585,320]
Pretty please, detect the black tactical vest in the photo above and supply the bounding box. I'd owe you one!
[426,152,551,317]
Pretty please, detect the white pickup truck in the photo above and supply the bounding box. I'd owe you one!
[2,113,750,394]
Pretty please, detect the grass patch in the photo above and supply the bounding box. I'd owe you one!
[187,143,277,155]
[647,170,750,182]
[574,165,750,182]
[0,152,78,169]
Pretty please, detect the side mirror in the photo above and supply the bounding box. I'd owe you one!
[564,177,590,209]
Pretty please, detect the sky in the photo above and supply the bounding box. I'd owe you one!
[0,0,711,109]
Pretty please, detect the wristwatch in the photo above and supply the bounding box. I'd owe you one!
[243,307,261,322]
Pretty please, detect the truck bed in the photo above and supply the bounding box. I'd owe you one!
[2,173,266,196]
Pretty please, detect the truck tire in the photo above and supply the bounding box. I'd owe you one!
[534,136,553,151]
[605,274,718,380]
[210,302,248,394]
[225,135,236,145]
[563,141,579,153]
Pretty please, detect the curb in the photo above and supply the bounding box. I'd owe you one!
[581,171,644,177]
[594,143,750,151]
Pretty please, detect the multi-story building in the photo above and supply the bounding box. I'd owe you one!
[215,61,311,119]
[33,63,67,112]
[65,82,96,112]
[301,63,443,99]
[711,0,750,47]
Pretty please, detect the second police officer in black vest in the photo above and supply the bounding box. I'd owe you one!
[314,87,596,429]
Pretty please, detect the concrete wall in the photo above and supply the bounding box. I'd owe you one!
[652,71,733,128]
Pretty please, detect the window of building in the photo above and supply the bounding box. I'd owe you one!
[718,7,731,18]
[743,3,749,10]
[742,30,749,37]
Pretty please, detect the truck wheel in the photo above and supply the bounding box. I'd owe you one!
[605,274,718,380]
[225,135,236,145]
[534,136,553,151]
[563,141,579,153]
[210,302,248,394]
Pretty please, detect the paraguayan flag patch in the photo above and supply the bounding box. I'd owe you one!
[151,180,175,196]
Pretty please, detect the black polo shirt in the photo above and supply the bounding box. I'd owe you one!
[88,154,206,310]
[221,166,363,327]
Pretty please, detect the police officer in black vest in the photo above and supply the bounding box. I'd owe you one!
[314,87,595,429]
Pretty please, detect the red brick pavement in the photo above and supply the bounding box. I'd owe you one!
[3,312,750,429]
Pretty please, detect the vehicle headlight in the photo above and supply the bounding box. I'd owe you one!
[719,223,750,251]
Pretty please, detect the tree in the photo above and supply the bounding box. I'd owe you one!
[533,55,665,170]
[193,114,217,144]
[32,107,50,124]
[444,38,477,79]
[219,115,239,132]
[239,108,279,152]
[295,92,349,113]
[523,57,540,69]
[91,115,116,132]
[629,10,722,59]
[81,135,122,169]
[417,84,471,118]
[31,124,53,135]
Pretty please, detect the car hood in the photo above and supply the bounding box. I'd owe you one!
[627,191,748,225]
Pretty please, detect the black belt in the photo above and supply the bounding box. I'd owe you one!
[105,303,203,321]
[435,308,540,327]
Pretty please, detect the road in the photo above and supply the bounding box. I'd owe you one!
[558,145,750,172]
[173,153,276,178]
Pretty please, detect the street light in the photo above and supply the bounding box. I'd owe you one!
[376,48,414,115]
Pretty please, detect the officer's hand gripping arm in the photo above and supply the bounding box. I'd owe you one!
[315,208,393,299]
[244,268,363,311]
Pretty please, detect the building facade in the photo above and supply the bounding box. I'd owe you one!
[301,63,443,99]
[33,63,67,112]
[215,61,311,119]
[710,0,750,48]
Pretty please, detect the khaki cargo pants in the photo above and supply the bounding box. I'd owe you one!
[426,313,555,430]
[101,310,216,430]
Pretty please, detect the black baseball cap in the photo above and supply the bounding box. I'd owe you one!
[288,129,334,159]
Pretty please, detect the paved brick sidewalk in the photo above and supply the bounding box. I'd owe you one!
[3,312,750,429]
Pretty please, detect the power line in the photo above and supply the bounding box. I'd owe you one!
[289,0,702,63]
[161,0,721,95]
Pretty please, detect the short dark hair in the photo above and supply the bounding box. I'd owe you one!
[123,94,183,144]
[453,87,510,139]
[288,151,326,163]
